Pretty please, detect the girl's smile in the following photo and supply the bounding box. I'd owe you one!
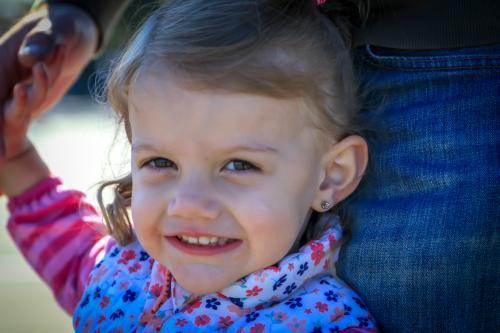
[166,234,242,256]
[128,65,329,294]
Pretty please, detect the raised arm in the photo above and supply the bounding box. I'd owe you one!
[7,177,110,314]
[0,53,110,314]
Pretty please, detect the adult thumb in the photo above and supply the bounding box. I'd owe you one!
[18,18,58,68]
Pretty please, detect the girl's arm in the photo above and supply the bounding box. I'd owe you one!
[0,58,55,196]
[7,177,109,314]
[0,44,65,195]
[0,144,49,196]
[1,54,109,314]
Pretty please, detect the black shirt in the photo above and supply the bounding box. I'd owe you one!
[44,0,500,50]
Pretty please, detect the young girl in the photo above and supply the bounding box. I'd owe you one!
[2,0,377,331]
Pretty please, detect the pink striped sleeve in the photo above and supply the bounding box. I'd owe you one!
[6,177,111,315]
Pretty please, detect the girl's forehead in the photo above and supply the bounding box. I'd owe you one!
[131,61,324,127]
[130,69,311,125]
[128,75,325,154]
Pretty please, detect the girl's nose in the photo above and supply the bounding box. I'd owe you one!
[167,191,221,222]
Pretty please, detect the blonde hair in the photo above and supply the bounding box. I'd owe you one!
[98,0,360,245]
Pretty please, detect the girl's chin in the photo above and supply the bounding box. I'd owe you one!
[175,276,231,294]
[170,265,240,294]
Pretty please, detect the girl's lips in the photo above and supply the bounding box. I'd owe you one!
[166,236,242,256]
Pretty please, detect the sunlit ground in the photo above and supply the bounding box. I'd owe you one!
[0,97,129,332]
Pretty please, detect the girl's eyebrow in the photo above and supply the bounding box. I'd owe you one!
[219,143,278,155]
[131,143,161,154]
[131,142,278,155]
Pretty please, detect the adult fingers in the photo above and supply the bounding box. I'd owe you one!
[18,17,58,68]
[45,45,65,86]
[5,83,29,126]
[1,83,30,161]
[25,62,49,112]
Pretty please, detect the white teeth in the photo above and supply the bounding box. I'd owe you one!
[198,236,210,245]
[178,235,231,246]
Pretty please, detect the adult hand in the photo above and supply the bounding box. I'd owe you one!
[0,3,98,159]
[0,3,99,115]
[0,58,61,197]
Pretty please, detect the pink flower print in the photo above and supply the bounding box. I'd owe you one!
[150,283,163,297]
[195,314,211,327]
[273,311,288,323]
[120,281,129,289]
[287,317,306,333]
[92,266,108,283]
[175,318,188,327]
[323,258,331,270]
[310,242,325,265]
[118,250,136,264]
[246,285,263,297]
[328,234,337,247]
[139,312,153,325]
[254,271,268,283]
[218,316,234,328]
[266,265,281,273]
[83,317,93,331]
[331,306,345,322]
[150,316,164,330]
[128,262,142,273]
[315,301,328,313]
[216,292,227,299]
[158,264,169,275]
[185,299,202,313]
[99,296,110,308]
[250,323,265,333]
[227,304,244,316]
[304,308,312,314]
[98,315,106,324]
[288,262,295,271]
[255,304,265,311]
[269,295,280,303]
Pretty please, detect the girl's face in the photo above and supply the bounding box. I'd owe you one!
[129,67,327,294]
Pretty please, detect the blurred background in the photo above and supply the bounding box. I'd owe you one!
[0,1,156,331]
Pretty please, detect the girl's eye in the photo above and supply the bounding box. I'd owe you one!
[143,158,177,170]
[224,159,258,172]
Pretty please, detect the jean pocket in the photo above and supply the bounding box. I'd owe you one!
[361,44,500,71]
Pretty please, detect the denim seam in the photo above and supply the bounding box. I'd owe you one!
[362,45,500,71]
[365,45,500,62]
[360,55,500,71]
[366,54,500,62]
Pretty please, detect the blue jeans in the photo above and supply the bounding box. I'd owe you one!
[338,44,500,332]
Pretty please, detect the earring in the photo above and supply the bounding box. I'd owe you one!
[320,200,332,211]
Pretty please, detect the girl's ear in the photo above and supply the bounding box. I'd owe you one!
[312,135,368,212]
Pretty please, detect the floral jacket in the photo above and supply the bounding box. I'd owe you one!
[7,177,377,332]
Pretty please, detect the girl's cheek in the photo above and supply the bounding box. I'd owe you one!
[132,185,162,228]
